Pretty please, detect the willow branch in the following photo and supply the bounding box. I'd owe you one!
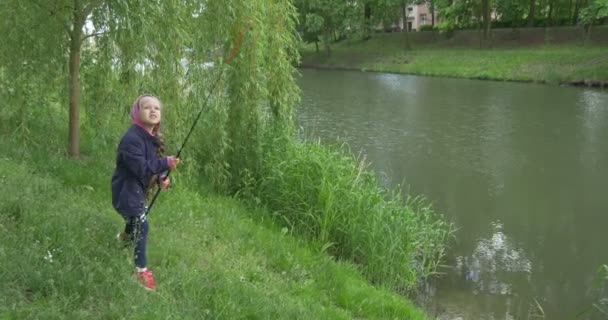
[82,30,110,40]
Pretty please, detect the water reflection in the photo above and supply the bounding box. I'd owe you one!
[422,221,535,320]
[457,220,532,296]
[580,89,608,169]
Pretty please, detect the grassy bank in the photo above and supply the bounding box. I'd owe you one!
[300,32,608,86]
[249,140,450,291]
[0,135,428,319]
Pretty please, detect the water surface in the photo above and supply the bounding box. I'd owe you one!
[296,69,608,319]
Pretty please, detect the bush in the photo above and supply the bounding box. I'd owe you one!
[419,25,436,32]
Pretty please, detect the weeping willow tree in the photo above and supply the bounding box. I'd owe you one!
[0,0,300,190]
[190,1,301,192]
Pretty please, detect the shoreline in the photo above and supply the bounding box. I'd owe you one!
[298,64,608,89]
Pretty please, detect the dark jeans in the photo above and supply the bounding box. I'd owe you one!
[122,214,149,269]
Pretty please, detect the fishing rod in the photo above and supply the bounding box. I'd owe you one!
[143,20,251,219]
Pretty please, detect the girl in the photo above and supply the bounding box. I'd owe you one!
[111,94,179,291]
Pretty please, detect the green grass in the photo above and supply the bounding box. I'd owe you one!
[244,140,451,292]
[300,33,608,84]
[0,133,428,319]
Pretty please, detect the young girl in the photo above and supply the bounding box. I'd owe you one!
[111,94,179,291]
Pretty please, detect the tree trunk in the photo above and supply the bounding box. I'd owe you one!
[482,0,491,39]
[402,1,410,49]
[68,1,85,158]
[364,3,372,39]
[477,9,483,48]
[68,42,81,158]
[527,0,536,27]
[430,0,435,27]
[402,2,407,31]
[547,0,554,26]
[572,0,581,24]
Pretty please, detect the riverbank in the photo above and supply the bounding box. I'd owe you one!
[300,32,608,88]
[0,131,431,318]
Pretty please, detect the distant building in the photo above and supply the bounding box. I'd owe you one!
[395,3,437,32]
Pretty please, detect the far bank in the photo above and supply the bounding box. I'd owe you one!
[299,26,608,88]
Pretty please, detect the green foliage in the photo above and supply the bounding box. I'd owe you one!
[187,0,301,192]
[0,0,201,155]
[294,0,358,54]
[369,0,408,27]
[579,0,608,26]
[304,13,325,43]
[294,0,412,49]
[495,0,528,23]
[419,24,437,31]
[239,139,452,291]
[290,0,598,48]
[0,0,301,191]
[435,0,485,32]
[0,1,69,137]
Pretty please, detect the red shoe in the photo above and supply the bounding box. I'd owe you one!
[135,269,156,291]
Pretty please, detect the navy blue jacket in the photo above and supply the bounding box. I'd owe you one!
[111,125,170,216]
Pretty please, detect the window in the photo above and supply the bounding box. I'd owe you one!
[420,13,427,25]
[407,7,413,12]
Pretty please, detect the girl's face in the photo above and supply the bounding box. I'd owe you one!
[139,96,162,127]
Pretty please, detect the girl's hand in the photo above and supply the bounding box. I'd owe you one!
[166,156,180,170]
[160,175,171,190]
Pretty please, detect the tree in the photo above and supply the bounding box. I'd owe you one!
[401,0,412,48]
[364,1,373,38]
[294,0,358,56]
[495,0,527,25]
[429,0,436,26]
[1,0,301,194]
[303,13,324,53]
[1,0,196,158]
[573,0,585,24]
[67,1,101,158]
[482,0,492,41]
[366,0,407,32]
[527,0,537,26]
[435,0,479,31]
[579,0,608,37]
[579,0,608,26]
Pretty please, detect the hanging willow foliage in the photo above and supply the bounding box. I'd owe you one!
[0,0,300,191]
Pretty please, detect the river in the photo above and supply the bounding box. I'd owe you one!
[296,68,608,319]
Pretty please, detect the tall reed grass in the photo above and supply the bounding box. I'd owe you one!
[239,137,452,292]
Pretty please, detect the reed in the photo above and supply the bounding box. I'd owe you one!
[241,138,453,291]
